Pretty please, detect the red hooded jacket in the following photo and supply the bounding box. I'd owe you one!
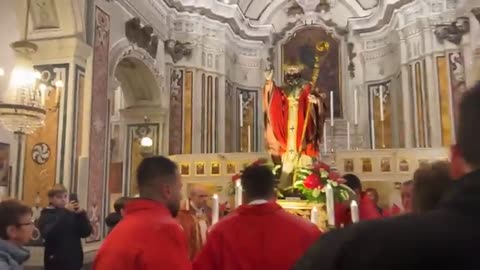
[193,202,320,270]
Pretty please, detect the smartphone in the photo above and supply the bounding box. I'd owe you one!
[69,193,79,210]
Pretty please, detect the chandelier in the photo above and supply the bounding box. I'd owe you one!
[0,0,61,135]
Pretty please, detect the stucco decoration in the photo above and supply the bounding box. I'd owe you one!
[434,17,470,45]
[164,39,193,63]
[125,17,159,58]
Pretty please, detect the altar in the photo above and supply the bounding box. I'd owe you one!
[170,147,449,228]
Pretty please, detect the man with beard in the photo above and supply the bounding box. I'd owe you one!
[263,66,327,189]
[94,156,190,270]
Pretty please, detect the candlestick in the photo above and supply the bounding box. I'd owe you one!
[323,125,327,153]
[379,86,384,122]
[347,121,351,150]
[212,194,219,225]
[330,90,334,126]
[326,184,335,226]
[354,88,358,125]
[239,94,243,127]
[350,200,359,223]
[310,206,318,225]
[235,180,243,208]
[371,119,376,150]
[247,125,251,153]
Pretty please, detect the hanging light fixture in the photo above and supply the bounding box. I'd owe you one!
[0,0,62,134]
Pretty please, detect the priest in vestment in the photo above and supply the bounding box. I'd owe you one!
[263,66,327,188]
[193,165,320,270]
[176,185,211,260]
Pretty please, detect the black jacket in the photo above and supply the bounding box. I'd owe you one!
[38,207,92,270]
[294,170,480,270]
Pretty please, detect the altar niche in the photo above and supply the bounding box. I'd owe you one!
[282,26,342,118]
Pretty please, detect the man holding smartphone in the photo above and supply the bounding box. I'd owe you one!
[38,184,92,270]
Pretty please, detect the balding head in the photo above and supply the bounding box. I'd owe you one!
[189,185,209,209]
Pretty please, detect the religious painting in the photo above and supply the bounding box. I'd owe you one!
[226,162,237,175]
[343,159,354,173]
[418,159,430,168]
[0,143,10,188]
[180,163,190,176]
[210,162,220,176]
[380,158,391,172]
[282,26,341,117]
[362,158,373,173]
[195,162,206,176]
[399,159,410,172]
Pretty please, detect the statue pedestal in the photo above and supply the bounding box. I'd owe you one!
[277,199,327,232]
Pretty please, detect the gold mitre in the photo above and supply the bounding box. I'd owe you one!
[283,62,305,74]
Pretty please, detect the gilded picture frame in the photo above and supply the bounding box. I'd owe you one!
[210,161,221,176]
[195,162,206,176]
[180,162,190,176]
[226,162,237,175]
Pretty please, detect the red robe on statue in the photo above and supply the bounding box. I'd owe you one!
[193,202,321,270]
[265,82,324,157]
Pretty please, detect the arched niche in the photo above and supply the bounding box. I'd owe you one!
[273,23,347,118]
[106,41,167,206]
[109,39,166,109]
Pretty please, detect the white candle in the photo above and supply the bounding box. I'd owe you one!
[371,119,376,150]
[323,125,327,153]
[350,200,359,223]
[347,121,351,150]
[235,180,243,208]
[379,86,384,122]
[212,194,219,225]
[247,125,251,153]
[310,206,318,224]
[239,94,243,127]
[326,184,335,226]
[330,91,334,126]
[185,199,189,211]
[354,88,358,125]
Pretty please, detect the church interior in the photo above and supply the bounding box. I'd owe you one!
[0,0,479,268]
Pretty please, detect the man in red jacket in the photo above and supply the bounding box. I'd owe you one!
[94,156,191,270]
[193,164,321,270]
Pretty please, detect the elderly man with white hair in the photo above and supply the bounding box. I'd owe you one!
[176,184,212,260]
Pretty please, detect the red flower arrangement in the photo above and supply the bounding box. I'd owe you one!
[293,162,352,204]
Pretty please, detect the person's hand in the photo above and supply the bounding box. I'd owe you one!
[66,201,83,213]
[308,94,318,104]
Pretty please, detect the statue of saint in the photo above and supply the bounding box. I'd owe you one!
[263,65,327,189]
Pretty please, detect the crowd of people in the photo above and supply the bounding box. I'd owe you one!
[0,82,478,270]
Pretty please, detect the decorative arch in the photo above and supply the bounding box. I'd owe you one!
[274,23,345,117]
[108,38,166,108]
